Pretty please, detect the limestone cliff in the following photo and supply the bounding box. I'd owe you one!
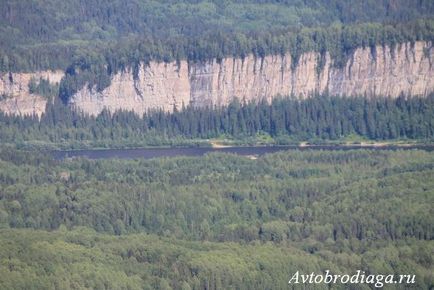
[71,61,191,115]
[70,41,433,115]
[0,71,63,116]
[1,41,433,116]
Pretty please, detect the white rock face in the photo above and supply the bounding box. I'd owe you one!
[327,42,434,97]
[71,62,191,115]
[71,41,433,115]
[1,41,433,116]
[0,70,64,116]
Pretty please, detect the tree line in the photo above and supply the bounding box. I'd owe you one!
[2,0,434,72]
[1,95,433,149]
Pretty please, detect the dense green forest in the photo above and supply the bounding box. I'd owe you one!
[0,148,433,289]
[1,95,433,149]
[2,0,434,72]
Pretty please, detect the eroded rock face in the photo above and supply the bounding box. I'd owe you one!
[71,61,191,116]
[326,42,434,97]
[71,41,432,115]
[0,71,63,116]
[1,41,433,116]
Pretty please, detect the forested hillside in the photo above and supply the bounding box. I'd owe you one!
[0,148,433,289]
[1,2,433,289]
[1,0,434,72]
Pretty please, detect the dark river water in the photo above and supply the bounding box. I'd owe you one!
[51,144,434,160]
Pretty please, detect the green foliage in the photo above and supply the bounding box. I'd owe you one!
[28,77,59,99]
[0,2,433,71]
[0,148,433,242]
[1,2,434,288]
[1,95,433,149]
[0,148,433,289]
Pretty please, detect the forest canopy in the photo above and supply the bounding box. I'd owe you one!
[0,148,433,289]
[1,0,434,72]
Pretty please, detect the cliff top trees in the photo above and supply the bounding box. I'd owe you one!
[2,1,434,103]
[1,0,433,72]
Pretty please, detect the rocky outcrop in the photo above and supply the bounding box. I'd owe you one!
[70,41,433,115]
[71,61,191,115]
[0,71,63,116]
[1,41,433,116]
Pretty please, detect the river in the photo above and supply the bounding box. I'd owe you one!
[51,144,434,160]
